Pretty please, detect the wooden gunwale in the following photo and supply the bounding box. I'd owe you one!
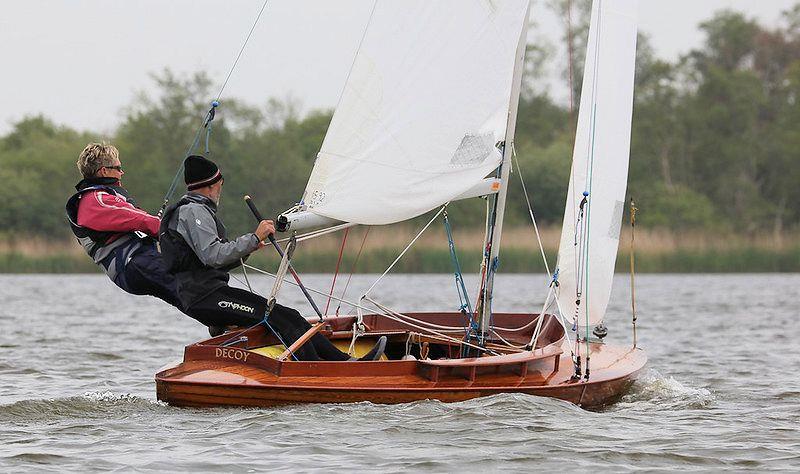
[158,362,641,393]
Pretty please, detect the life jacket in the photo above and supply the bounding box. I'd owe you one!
[65,177,148,277]
[159,194,237,307]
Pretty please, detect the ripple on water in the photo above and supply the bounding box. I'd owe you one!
[0,391,167,424]
[6,453,68,464]
[2,274,800,471]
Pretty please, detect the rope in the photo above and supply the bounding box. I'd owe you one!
[217,308,299,362]
[365,297,499,356]
[232,262,572,353]
[335,228,370,316]
[234,264,496,355]
[324,227,349,315]
[263,318,299,361]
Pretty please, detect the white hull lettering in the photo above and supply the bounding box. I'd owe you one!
[215,347,250,363]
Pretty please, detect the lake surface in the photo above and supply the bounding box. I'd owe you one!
[1,273,798,471]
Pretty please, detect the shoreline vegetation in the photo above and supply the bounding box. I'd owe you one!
[3,226,798,274]
[2,8,798,274]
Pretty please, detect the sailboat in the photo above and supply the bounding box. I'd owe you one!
[156,0,646,408]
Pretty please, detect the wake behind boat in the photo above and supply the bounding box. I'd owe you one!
[157,0,645,409]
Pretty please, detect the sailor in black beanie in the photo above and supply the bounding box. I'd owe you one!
[184,154,223,191]
[159,155,385,361]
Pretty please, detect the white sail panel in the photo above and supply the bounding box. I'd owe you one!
[556,0,638,326]
[302,0,530,225]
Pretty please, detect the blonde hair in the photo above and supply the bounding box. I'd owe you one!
[77,143,119,178]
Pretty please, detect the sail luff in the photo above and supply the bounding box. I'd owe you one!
[555,0,638,328]
[478,2,531,341]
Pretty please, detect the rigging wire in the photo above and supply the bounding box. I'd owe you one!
[159,0,271,214]
[509,144,578,355]
[361,206,446,299]
[629,197,638,348]
[330,0,379,117]
[511,143,552,280]
[566,0,578,239]
[214,0,271,102]
[581,0,606,380]
[442,210,477,351]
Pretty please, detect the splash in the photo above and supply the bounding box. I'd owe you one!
[617,369,714,410]
[81,390,144,403]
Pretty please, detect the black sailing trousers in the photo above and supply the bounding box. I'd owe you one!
[112,244,211,326]
[187,285,351,362]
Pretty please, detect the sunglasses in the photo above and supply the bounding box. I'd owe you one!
[104,165,124,172]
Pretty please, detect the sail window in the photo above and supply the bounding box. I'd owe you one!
[450,133,496,167]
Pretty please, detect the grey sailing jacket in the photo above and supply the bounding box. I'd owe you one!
[174,195,260,269]
[160,192,260,307]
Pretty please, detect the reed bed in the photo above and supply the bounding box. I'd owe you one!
[3,226,795,273]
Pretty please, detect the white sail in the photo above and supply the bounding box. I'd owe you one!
[302,0,530,226]
[556,0,638,327]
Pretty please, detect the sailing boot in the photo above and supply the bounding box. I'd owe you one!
[356,336,387,361]
[208,325,239,337]
[208,325,225,337]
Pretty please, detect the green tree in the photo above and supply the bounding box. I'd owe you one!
[0,116,92,237]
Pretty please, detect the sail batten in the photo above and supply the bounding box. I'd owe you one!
[302,0,530,226]
[556,0,639,327]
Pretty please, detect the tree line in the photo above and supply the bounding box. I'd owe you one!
[1,5,798,242]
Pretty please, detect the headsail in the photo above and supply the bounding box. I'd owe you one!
[556,0,638,326]
[302,0,530,226]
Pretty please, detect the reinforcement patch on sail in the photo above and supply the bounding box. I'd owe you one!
[301,0,530,225]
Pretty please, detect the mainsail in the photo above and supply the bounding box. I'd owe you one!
[302,0,530,226]
[556,0,638,327]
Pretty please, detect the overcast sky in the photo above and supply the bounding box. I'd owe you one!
[1,0,796,135]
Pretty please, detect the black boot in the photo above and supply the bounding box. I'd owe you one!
[357,336,387,361]
[208,325,239,337]
[208,325,225,337]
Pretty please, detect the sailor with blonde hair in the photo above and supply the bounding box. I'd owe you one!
[66,142,203,328]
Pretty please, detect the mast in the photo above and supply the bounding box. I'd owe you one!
[477,3,530,344]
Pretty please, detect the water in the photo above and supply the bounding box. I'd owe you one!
[1,274,799,471]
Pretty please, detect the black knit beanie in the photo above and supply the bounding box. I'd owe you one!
[184,155,222,191]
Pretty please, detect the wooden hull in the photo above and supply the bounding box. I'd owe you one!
[156,313,646,409]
